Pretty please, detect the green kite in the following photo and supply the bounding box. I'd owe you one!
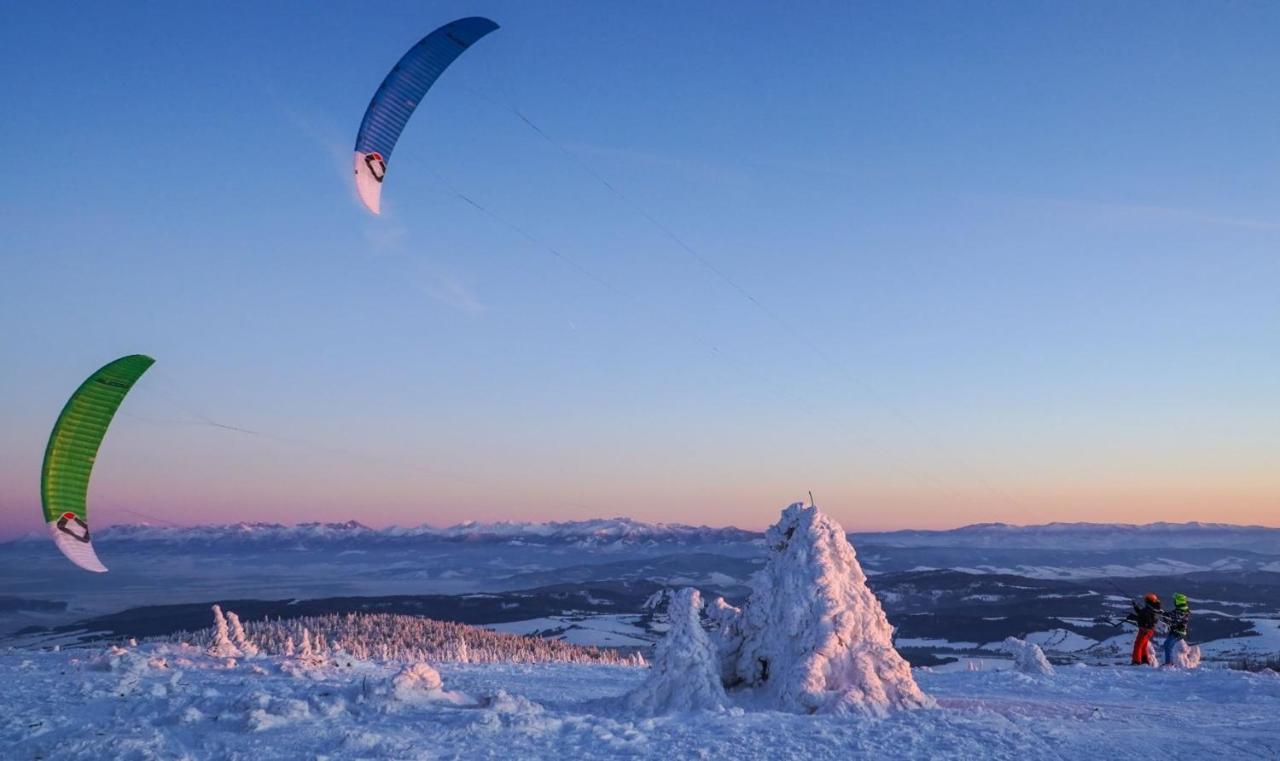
[41,354,154,572]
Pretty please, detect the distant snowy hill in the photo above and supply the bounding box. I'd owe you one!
[11,517,1279,553]
[17,518,762,549]
[855,521,1280,552]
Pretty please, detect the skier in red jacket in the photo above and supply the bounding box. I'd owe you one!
[1125,593,1163,665]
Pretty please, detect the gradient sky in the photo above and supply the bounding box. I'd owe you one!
[2,1,1277,537]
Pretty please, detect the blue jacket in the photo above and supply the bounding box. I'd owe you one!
[1164,606,1190,638]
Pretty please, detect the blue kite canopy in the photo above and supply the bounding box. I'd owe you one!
[353,16,500,215]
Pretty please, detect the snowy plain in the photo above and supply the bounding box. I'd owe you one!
[5,644,1280,760]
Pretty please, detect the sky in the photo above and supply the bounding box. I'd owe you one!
[1,1,1277,537]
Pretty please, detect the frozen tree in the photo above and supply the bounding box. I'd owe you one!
[624,588,728,715]
[298,628,318,663]
[705,595,745,685]
[225,610,259,656]
[207,605,242,658]
[723,503,932,716]
[168,612,638,666]
[1002,637,1055,676]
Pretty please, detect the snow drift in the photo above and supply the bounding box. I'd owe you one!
[715,503,932,715]
[1002,637,1055,676]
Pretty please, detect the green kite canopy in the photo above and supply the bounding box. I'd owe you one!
[41,354,154,572]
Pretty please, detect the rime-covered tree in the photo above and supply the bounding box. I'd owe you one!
[170,611,641,667]
[225,611,259,656]
[207,605,242,658]
[624,588,727,715]
[718,503,932,716]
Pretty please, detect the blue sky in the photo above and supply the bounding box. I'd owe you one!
[2,1,1277,536]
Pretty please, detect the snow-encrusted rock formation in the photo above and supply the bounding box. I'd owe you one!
[717,503,932,716]
[1002,637,1055,676]
[624,588,728,715]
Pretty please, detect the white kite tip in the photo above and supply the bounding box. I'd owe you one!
[49,519,108,573]
[353,151,384,215]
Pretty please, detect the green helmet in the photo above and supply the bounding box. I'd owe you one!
[1173,593,1188,608]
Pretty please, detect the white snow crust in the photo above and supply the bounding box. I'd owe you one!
[5,642,1280,760]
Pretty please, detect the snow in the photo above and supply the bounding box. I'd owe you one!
[1002,637,1055,676]
[5,643,1280,759]
[1199,618,1280,657]
[386,661,473,705]
[979,631,1095,656]
[717,503,932,715]
[1023,629,1098,653]
[6,505,1278,757]
[484,614,654,648]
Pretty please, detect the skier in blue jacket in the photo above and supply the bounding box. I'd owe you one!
[1162,593,1191,664]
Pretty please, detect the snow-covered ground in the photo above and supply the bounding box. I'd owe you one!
[483,614,653,648]
[4,644,1279,760]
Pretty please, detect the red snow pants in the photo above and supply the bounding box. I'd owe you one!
[1132,627,1155,664]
